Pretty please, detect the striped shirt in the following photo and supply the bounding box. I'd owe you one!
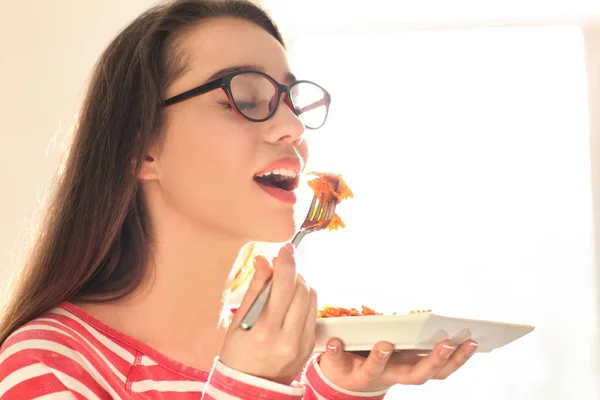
[0,303,388,399]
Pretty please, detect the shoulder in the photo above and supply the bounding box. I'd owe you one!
[0,304,131,399]
[1,304,108,364]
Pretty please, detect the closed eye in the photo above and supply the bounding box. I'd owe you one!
[218,101,259,112]
[236,101,258,111]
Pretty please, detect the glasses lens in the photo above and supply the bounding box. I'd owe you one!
[290,82,329,129]
[229,72,277,120]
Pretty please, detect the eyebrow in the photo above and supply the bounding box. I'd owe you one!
[205,64,297,84]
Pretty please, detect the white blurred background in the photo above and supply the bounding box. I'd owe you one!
[2,1,600,399]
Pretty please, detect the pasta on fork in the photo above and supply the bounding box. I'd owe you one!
[306,172,354,231]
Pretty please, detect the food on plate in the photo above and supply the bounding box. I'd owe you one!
[306,172,354,230]
[317,305,433,318]
[317,305,381,318]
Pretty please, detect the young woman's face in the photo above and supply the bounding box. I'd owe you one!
[152,17,308,243]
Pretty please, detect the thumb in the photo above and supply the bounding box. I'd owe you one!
[230,256,272,325]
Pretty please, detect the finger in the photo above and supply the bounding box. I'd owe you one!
[302,287,318,337]
[392,340,456,385]
[263,243,297,326]
[432,340,478,380]
[281,274,311,333]
[359,341,394,379]
[301,287,318,352]
[230,255,273,327]
[319,338,353,374]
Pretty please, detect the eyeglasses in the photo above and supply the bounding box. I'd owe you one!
[163,69,331,130]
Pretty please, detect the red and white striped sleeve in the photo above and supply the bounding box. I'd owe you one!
[203,359,306,399]
[203,356,389,400]
[300,355,389,400]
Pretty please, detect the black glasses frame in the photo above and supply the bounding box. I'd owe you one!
[162,69,332,129]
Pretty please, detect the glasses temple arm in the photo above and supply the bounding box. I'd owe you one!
[296,97,328,114]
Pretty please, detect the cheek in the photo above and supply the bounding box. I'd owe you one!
[162,111,241,170]
[156,118,257,214]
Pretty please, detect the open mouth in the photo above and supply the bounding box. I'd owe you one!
[253,169,299,191]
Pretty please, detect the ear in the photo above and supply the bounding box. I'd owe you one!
[137,143,160,182]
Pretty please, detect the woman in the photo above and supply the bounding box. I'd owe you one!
[0,0,477,398]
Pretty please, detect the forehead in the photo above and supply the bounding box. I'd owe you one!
[168,17,291,94]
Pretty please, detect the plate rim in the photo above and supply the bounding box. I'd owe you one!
[315,313,536,330]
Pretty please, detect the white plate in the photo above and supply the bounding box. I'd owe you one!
[313,313,534,353]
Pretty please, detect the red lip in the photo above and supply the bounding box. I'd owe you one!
[255,155,303,176]
[256,184,297,204]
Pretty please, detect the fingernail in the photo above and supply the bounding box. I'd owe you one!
[467,342,478,356]
[441,345,456,359]
[327,344,338,352]
[378,349,392,358]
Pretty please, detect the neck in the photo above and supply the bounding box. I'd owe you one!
[133,218,242,337]
[78,198,247,370]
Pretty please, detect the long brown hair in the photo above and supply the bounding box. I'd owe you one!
[0,0,284,344]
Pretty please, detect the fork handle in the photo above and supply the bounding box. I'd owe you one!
[291,230,309,247]
[239,231,308,330]
[239,279,272,330]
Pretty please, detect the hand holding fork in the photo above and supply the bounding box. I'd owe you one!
[219,186,339,385]
[240,186,339,330]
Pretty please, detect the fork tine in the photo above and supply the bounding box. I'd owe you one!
[317,201,328,220]
[311,197,325,221]
[305,194,319,221]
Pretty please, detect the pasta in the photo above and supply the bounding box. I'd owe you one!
[306,172,354,231]
[317,305,432,318]
[317,305,382,318]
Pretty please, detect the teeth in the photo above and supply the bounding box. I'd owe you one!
[256,168,298,179]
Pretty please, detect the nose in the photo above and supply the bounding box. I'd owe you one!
[263,93,305,144]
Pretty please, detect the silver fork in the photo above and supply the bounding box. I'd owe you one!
[240,185,339,330]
